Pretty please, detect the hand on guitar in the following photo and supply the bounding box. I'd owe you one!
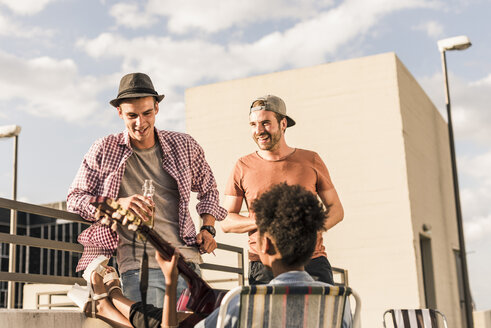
[156,250,180,286]
[116,194,154,222]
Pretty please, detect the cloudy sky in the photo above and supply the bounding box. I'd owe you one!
[0,0,490,310]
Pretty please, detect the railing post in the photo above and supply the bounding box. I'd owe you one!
[237,250,244,286]
[7,134,19,309]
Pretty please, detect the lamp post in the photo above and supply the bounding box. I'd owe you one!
[0,125,21,309]
[437,35,473,328]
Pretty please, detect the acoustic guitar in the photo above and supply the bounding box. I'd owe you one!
[90,196,227,327]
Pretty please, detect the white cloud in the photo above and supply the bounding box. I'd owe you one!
[155,99,185,132]
[0,50,112,122]
[0,10,54,38]
[412,20,444,38]
[82,0,438,90]
[109,2,157,29]
[460,151,491,227]
[0,0,56,15]
[109,0,441,36]
[419,72,491,145]
[109,0,336,34]
[465,213,491,243]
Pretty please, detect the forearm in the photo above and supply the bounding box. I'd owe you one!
[201,213,216,226]
[67,190,97,222]
[162,283,178,327]
[220,212,257,233]
[323,202,344,230]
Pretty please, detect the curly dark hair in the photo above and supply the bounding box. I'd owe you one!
[251,183,328,267]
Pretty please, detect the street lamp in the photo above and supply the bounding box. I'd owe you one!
[437,36,473,328]
[0,124,21,309]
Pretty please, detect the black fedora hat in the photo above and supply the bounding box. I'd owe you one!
[110,73,165,107]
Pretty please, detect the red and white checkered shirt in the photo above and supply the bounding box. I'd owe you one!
[67,128,227,271]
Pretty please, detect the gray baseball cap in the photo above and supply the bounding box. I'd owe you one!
[249,95,296,127]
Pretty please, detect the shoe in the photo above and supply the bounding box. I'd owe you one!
[82,255,110,282]
[103,266,123,298]
[84,292,108,318]
[102,267,120,285]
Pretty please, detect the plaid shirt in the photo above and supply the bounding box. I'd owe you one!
[67,128,227,271]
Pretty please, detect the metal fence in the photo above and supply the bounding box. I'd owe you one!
[0,197,244,309]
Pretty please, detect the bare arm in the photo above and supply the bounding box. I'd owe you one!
[318,188,344,230]
[220,195,257,233]
[156,251,179,328]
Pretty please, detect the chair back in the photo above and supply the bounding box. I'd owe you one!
[383,309,449,328]
[218,284,361,328]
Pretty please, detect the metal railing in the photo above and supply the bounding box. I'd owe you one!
[0,197,244,309]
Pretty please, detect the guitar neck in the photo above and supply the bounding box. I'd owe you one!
[139,224,207,287]
[91,196,222,314]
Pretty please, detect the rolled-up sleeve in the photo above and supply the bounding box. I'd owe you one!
[190,138,227,221]
[67,139,103,221]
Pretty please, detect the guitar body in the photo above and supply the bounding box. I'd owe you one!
[90,197,228,326]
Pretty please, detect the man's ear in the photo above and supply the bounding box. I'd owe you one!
[117,107,123,119]
[260,233,276,255]
[281,117,287,132]
[154,102,159,115]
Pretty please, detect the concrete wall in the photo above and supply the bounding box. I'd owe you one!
[0,310,110,328]
[475,310,491,328]
[185,52,463,327]
[396,58,464,327]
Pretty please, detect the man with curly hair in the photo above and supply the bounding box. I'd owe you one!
[222,95,344,285]
[193,183,351,327]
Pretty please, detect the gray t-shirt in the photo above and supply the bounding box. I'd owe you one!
[117,143,201,273]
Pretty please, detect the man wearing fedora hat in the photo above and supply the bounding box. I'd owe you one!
[67,73,226,306]
[221,95,344,285]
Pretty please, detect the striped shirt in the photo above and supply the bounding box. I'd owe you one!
[67,128,227,271]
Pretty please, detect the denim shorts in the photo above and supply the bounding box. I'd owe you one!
[121,262,201,307]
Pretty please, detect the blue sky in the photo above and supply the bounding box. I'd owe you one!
[0,0,490,310]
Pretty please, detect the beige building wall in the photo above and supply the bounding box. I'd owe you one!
[185,52,463,327]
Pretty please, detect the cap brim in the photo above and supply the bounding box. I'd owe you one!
[110,93,165,107]
[286,116,296,127]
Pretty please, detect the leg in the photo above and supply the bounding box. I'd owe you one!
[248,261,274,285]
[121,267,193,307]
[89,271,133,327]
[121,269,143,302]
[304,256,334,284]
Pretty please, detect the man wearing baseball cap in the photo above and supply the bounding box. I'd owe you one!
[221,95,344,285]
[67,73,226,306]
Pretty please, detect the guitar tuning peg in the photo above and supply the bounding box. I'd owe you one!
[112,212,122,220]
[101,216,111,226]
[122,217,128,226]
[111,221,118,231]
[128,224,138,231]
[126,212,135,222]
[107,198,118,209]
[118,208,128,216]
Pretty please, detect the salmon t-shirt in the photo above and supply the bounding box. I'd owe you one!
[225,148,334,262]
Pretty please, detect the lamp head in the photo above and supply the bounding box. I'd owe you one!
[0,125,21,138]
[438,35,472,52]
